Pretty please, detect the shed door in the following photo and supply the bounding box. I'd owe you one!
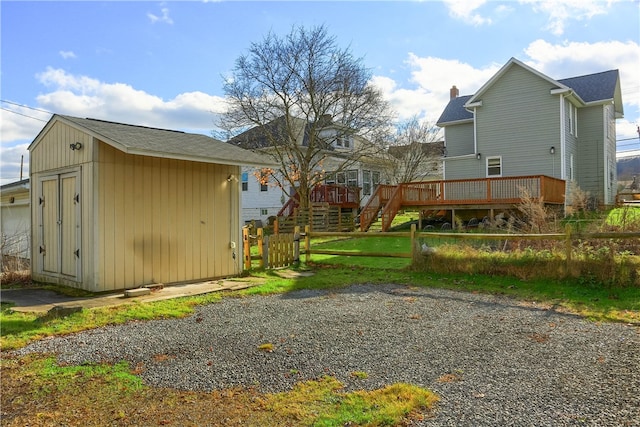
[38,171,81,280]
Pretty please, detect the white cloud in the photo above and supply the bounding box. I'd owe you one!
[443,0,492,26]
[0,69,229,183]
[59,50,76,59]
[519,0,619,35]
[372,39,639,144]
[524,39,640,111]
[147,7,173,24]
[34,68,226,130]
[372,56,501,123]
[0,142,30,184]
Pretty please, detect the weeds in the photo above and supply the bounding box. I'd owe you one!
[1,355,437,427]
[264,375,438,426]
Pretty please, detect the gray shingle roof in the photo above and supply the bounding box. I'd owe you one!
[437,65,621,126]
[436,95,473,125]
[558,69,619,103]
[41,115,270,167]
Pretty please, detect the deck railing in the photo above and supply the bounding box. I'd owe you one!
[361,175,566,231]
[398,175,565,206]
[277,184,360,217]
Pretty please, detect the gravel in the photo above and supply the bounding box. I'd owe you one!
[13,283,640,426]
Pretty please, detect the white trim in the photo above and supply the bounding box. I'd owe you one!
[443,154,478,161]
[436,118,474,126]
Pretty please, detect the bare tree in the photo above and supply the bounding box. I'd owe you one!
[221,25,393,208]
[386,116,443,184]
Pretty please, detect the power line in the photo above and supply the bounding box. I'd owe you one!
[1,99,53,115]
[0,107,48,122]
[617,136,640,142]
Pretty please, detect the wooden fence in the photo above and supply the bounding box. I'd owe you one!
[244,224,640,270]
[242,226,301,269]
[304,225,640,263]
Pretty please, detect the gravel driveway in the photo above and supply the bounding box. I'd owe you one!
[14,284,640,426]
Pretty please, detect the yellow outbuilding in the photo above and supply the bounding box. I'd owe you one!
[29,114,268,292]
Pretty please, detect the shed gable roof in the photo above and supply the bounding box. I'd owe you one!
[437,57,623,126]
[30,114,270,167]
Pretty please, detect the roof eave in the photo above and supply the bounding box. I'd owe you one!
[123,148,275,168]
[437,118,474,127]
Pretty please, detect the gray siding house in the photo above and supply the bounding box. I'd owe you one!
[437,57,623,206]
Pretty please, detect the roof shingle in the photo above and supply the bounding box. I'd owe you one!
[43,115,269,167]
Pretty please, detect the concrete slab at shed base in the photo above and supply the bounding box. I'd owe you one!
[124,288,152,298]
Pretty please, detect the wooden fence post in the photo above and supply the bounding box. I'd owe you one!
[242,227,251,270]
[274,219,279,235]
[305,225,311,263]
[294,226,300,264]
[258,227,266,269]
[410,223,416,259]
[565,223,572,273]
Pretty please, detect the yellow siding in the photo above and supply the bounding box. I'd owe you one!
[96,143,240,290]
[30,122,93,174]
[0,189,29,206]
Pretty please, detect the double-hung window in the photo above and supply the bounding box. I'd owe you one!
[486,156,502,177]
[347,170,358,187]
[363,171,371,195]
[260,171,269,192]
[241,172,248,191]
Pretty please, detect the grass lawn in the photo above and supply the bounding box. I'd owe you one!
[2,222,639,426]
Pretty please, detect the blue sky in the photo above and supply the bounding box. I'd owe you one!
[2,0,639,184]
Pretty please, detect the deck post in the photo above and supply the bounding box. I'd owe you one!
[451,208,456,229]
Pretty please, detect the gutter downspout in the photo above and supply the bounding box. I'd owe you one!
[559,95,566,180]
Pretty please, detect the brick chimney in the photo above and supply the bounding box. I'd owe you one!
[450,85,459,100]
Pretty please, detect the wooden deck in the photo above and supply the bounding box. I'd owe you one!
[277,184,360,218]
[360,175,566,231]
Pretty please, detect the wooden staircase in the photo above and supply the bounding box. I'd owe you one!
[359,184,404,232]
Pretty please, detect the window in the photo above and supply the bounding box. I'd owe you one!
[335,134,353,149]
[486,157,502,177]
[260,171,268,192]
[569,154,574,181]
[325,173,336,185]
[568,103,578,136]
[260,209,268,216]
[372,171,380,188]
[363,171,371,195]
[336,172,346,185]
[347,170,358,187]
[241,172,248,191]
